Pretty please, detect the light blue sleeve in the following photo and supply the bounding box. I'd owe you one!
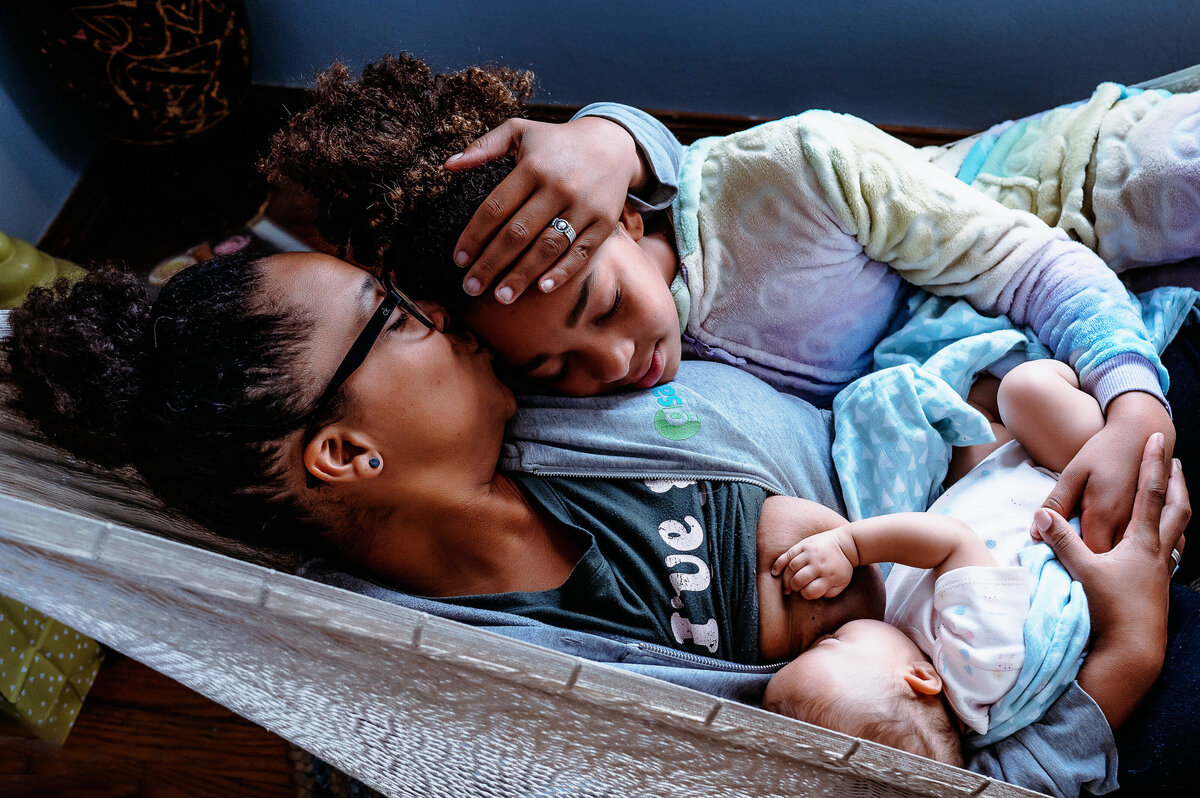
[966,682,1119,797]
[572,102,682,212]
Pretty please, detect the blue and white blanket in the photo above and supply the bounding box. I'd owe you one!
[833,285,1198,521]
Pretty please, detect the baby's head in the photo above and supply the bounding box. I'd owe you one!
[763,619,962,766]
[264,51,682,398]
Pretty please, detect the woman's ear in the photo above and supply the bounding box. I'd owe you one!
[619,200,645,241]
[303,428,384,485]
[903,660,943,697]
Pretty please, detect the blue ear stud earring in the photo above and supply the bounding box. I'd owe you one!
[368,457,381,469]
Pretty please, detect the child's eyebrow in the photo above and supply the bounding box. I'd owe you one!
[566,272,594,328]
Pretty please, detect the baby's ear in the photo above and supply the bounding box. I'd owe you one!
[903,660,943,697]
[619,200,645,241]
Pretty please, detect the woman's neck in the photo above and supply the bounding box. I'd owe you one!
[354,470,583,597]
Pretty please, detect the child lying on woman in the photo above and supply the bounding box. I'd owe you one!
[762,357,1107,765]
[262,53,1181,552]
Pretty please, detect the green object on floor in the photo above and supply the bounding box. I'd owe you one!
[0,231,86,309]
[0,596,103,743]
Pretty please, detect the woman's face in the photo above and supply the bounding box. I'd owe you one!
[261,252,516,466]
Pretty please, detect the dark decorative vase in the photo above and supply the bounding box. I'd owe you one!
[31,1,252,144]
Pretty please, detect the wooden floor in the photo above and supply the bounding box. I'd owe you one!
[0,652,296,798]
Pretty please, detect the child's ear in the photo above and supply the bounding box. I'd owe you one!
[903,661,943,697]
[619,200,645,241]
[303,428,384,485]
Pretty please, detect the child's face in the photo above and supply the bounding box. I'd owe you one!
[797,619,930,687]
[778,619,938,729]
[467,224,681,397]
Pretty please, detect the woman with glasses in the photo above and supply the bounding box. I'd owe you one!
[4,245,1196,796]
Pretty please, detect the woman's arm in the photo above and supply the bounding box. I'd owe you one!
[772,512,994,598]
[445,104,682,303]
[966,433,1187,797]
[1031,432,1189,729]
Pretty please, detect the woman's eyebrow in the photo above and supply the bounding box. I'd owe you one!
[566,272,594,328]
[357,273,379,315]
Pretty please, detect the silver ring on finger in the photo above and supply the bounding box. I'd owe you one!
[1172,548,1182,571]
[548,217,577,245]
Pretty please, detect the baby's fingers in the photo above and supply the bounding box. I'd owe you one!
[793,572,844,600]
[772,543,806,576]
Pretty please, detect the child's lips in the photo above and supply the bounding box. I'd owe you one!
[630,343,665,390]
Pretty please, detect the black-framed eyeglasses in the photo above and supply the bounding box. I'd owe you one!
[303,271,436,453]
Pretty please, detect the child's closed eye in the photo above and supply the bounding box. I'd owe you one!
[597,287,622,322]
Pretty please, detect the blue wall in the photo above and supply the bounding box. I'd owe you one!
[0,5,97,244]
[246,0,1200,129]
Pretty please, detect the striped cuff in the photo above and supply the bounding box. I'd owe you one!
[1082,353,1170,416]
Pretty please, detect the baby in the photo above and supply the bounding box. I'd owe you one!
[760,357,1104,765]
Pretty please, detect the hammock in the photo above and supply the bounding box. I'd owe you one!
[0,377,1044,797]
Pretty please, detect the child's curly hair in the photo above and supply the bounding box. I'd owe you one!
[262,53,533,311]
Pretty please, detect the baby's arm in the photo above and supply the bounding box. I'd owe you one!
[771,513,995,599]
[997,359,1105,474]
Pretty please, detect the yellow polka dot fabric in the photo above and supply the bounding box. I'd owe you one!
[0,596,103,743]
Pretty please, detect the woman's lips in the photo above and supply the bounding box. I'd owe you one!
[630,343,665,390]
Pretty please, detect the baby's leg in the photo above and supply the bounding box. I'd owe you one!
[996,359,1104,472]
[946,375,1015,485]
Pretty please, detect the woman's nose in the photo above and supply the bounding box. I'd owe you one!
[416,300,449,332]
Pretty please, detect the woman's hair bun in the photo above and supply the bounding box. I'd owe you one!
[4,264,151,466]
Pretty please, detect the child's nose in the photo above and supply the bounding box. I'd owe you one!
[585,337,635,383]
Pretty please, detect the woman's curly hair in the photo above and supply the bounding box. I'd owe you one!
[262,53,532,311]
[2,256,334,550]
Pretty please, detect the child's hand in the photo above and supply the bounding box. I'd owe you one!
[771,528,857,599]
[445,116,643,304]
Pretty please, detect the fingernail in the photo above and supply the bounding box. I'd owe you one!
[1174,458,1183,473]
[463,277,481,296]
[496,286,514,304]
[1152,432,1165,450]
[446,152,463,164]
[540,278,555,292]
[1033,509,1052,535]
[455,250,470,267]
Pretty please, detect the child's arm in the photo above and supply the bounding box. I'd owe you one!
[771,513,995,599]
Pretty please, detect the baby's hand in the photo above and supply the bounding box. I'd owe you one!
[771,528,857,599]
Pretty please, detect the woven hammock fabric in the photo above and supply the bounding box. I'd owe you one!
[0,395,1042,798]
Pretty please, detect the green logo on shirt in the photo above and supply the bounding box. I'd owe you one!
[652,385,701,440]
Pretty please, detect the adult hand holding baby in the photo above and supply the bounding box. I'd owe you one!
[1031,432,1189,731]
[446,115,645,304]
[1042,392,1176,553]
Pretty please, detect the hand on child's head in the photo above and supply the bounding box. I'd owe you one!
[446,116,643,305]
[465,225,681,397]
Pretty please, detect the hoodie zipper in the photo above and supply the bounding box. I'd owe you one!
[634,640,786,673]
